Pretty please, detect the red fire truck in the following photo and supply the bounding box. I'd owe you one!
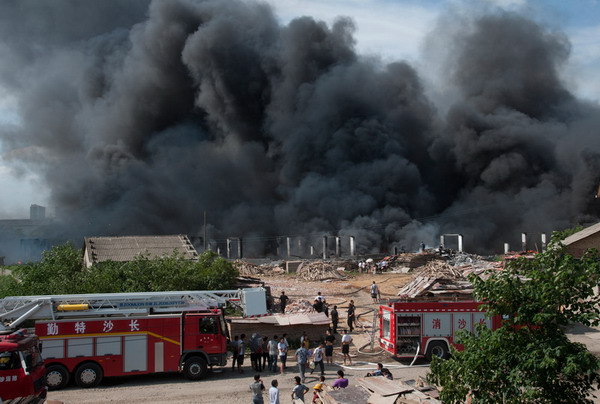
[379,301,501,361]
[0,288,267,391]
[0,329,47,401]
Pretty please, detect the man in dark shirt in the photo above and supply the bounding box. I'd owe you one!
[312,299,323,313]
[324,329,336,365]
[279,291,289,313]
[347,301,355,332]
[330,305,339,334]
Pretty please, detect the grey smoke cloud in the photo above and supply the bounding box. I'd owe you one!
[0,0,598,255]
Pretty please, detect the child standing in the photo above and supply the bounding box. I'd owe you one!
[312,375,326,403]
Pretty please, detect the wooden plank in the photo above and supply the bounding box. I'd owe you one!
[289,314,312,325]
[321,386,371,404]
[368,392,399,404]
[357,377,413,396]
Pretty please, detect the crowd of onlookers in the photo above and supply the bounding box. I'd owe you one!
[249,369,351,404]
[237,288,389,403]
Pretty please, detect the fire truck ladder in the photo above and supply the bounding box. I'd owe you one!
[0,288,267,331]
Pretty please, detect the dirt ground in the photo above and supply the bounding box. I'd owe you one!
[47,272,423,403]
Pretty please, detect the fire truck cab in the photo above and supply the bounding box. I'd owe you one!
[0,329,47,401]
[379,301,501,361]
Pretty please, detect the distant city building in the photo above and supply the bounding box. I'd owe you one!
[29,204,46,220]
[83,235,199,268]
[0,204,59,264]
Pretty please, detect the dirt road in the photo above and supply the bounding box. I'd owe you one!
[47,358,430,403]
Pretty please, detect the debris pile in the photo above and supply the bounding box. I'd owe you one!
[397,261,472,299]
[368,253,441,273]
[296,260,346,281]
[282,299,314,313]
[232,260,263,276]
[232,260,286,276]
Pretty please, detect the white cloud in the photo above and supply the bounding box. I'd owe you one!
[260,0,438,62]
[565,23,600,102]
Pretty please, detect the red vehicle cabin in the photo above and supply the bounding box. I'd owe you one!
[36,310,229,390]
[379,301,501,361]
[0,329,46,401]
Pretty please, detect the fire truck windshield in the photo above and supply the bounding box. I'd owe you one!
[0,351,21,370]
[199,317,218,334]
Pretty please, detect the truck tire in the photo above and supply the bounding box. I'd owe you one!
[46,364,70,390]
[183,356,208,380]
[74,362,103,388]
[425,341,450,361]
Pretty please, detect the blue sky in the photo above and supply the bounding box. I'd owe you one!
[0,0,599,219]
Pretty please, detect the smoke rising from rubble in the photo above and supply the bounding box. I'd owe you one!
[0,0,599,255]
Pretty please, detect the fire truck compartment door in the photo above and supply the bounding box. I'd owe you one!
[41,339,64,359]
[423,313,451,337]
[124,335,147,372]
[68,338,93,358]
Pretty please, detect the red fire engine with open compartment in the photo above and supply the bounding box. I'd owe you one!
[0,288,267,391]
[379,301,501,360]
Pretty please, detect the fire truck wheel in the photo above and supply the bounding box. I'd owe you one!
[425,341,450,361]
[46,364,70,390]
[74,362,103,388]
[183,356,208,380]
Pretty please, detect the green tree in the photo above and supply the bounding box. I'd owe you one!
[8,242,85,296]
[429,232,600,403]
[0,243,239,297]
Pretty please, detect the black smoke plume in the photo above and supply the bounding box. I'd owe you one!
[0,0,599,256]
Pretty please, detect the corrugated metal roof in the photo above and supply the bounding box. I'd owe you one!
[84,235,199,264]
[562,222,600,246]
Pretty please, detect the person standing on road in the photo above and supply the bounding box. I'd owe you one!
[312,375,326,403]
[310,343,325,376]
[324,330,336,365]
[279,291,289,313]
[291,376,309,403]
[249,373,265,404]
[278,334,288,375]
[295,343,309,383]
[269,379,280,404]
[370,281,380,304]
[330,306,339,334]
[300,331,310,349]
[261,336,269,371]
[250,333,261,371]
[231,335,239,372]
[341,330,353,365]
[312,298,323,313]
[267,335,279,372]
[347,300,355,332]
[237,334,247,373]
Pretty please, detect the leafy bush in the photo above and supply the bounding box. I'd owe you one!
[0,243,239,297]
